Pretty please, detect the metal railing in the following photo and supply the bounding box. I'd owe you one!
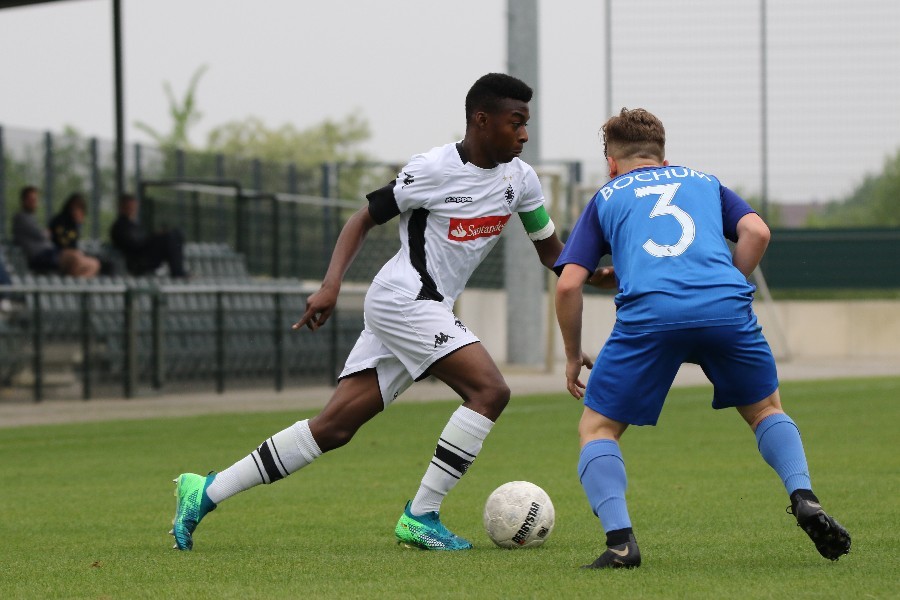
[0,281,363,402]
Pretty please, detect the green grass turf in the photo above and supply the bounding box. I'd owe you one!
[1,377,897,599]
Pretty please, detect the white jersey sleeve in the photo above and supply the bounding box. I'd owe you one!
[512,163,546,214]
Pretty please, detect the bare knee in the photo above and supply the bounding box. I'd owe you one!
[578,407,628,447]
[307,371,384,452]
[464,380,510,422]
[308,415,359,452]
[736,389,784,431]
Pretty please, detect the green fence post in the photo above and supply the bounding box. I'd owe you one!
[152,290,165,390]
[81,293,92,400]
[123,288,137,398]
[32,290,43,402]
[215,291,225,394]
[274,292,284,392]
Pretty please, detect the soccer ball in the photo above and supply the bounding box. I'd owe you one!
[483,481,555,548]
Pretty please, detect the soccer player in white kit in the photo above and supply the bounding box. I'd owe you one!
[170,73,613,551]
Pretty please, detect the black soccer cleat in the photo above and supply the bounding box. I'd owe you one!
[582,533,642,569]
[789,491,851,561]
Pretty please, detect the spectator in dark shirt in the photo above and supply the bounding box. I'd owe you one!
[48,193,101,278]
[110,193,187,277]
[12,186,61,273]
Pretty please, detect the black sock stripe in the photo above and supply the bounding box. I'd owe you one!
[430,460,461,480]
[257,441,285,483]
[438,436,477,458]
[434,443,473,475]
[270,438,289,475]
[250,453,267,484]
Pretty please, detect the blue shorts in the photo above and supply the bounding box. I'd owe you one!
[584,315,779,426]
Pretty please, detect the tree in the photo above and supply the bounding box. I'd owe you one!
[206,114,388,199]
[807,148,900,228]
[134,65,208,150]
[206,114,371,167]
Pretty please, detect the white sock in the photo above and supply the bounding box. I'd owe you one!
[206,419,322,504]
[410,406,494,515]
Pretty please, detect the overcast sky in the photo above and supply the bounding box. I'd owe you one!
[1,0,899,204]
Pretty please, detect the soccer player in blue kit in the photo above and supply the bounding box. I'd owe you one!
[554,108,851,569]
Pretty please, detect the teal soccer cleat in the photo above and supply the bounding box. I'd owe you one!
[394,501,473,551]
[170,472,217,551]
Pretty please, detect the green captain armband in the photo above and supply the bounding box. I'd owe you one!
[519,206,555,241]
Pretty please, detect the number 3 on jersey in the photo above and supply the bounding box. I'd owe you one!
[636,183,695,257]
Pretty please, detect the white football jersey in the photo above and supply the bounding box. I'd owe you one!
[367,142,546,305]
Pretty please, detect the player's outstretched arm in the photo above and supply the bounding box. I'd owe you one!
[555,263,592,399]
[293,206,378,331]
[733,212,771,277]
[531,233,565,270]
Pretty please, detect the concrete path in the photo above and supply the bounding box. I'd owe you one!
[0,357,897,429]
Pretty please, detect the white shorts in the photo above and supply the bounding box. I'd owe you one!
[339,283,480,406]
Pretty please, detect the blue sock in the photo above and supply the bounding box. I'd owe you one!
[755,413,812,494]
[578,439,631,532]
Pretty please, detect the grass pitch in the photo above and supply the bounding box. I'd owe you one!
[1,377,897,599]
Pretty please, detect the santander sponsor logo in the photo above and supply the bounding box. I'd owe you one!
[448,215,511,241]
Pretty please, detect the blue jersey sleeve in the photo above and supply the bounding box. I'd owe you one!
[721,186,756,242]
[553,194,609,276]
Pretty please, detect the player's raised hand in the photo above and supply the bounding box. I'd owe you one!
[292,285,339,331]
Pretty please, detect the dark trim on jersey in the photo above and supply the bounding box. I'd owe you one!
[409,207,444,302]
[257,440,285,483]
[455,142,469,165]
[366,180,401,224]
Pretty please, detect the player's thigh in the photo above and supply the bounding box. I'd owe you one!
[428,341,509,419]
[694,319,779,410]
[309,369,386,451]
[584,328,686,426]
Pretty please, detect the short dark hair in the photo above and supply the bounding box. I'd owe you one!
[19,185,38,202]
[465,73,533,122]
[62,192,87,214]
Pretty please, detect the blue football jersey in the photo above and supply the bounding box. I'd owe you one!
[556,166,758,332]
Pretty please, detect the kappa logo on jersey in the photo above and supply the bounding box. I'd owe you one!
[447,215,512,241]
[434,331,455,348]
[402,172,415,187]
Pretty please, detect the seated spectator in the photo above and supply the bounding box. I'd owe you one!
[110,193,187,277]
[48,193,102,278]
[12,186,62,273]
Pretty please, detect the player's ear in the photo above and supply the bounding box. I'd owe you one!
[474,111,488,130]
[607,156,618,178]
[662,159,670,166]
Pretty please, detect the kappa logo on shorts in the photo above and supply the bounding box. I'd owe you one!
[434,331,455,348]
[454,318,467,332]
[447,215,511,241]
